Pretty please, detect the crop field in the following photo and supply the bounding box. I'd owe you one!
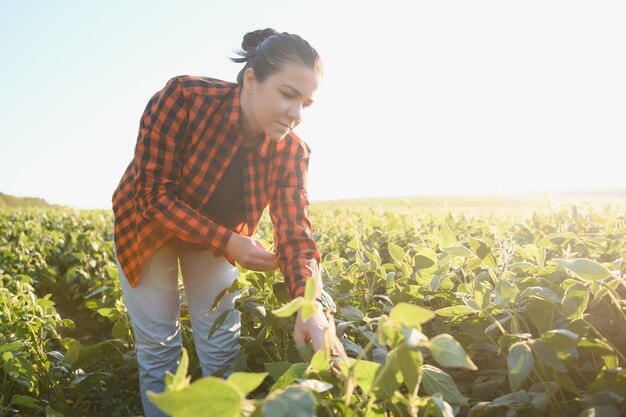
[1,200,625,416]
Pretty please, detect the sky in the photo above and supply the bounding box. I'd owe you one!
[1,1,625,209]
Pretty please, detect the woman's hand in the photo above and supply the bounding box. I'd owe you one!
[224,233,278,271]
[294,303,346,359]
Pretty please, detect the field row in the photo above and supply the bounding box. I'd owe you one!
[1,204,625,416]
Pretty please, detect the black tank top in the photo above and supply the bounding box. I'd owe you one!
[201,142,253,229]
[168,142,256,251]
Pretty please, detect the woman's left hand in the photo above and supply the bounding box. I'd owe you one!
[293,303,346,359]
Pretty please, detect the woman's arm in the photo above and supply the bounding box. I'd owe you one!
[269,146,322,299]
[269,144,345,357]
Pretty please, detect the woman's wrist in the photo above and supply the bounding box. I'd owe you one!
[224,232,240,256]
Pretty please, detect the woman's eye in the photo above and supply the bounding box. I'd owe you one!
[281,91,294,98]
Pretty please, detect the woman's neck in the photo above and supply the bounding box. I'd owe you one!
[241,132,264,148]
[239,88,264,147]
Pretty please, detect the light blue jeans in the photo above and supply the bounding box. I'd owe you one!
[114,242,240,417]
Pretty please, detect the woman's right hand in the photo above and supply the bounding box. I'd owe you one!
[224,233,279,271]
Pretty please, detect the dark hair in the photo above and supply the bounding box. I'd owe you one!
[230,28,323,85]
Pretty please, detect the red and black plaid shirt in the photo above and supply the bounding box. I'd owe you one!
[112,75,320,298]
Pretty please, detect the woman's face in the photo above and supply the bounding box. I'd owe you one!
[242,62,320,142]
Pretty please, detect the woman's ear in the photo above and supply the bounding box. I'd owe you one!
[243,68,256,94]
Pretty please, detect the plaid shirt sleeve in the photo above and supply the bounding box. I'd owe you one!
[134,77,233,252]
[269,145,322,299]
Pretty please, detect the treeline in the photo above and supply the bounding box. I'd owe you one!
[0,192,53,208]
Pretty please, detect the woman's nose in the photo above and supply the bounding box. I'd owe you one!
[287,104,302,123]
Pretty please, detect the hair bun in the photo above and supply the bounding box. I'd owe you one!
[241,28,278,52]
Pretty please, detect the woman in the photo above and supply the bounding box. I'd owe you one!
[112,28,344,416]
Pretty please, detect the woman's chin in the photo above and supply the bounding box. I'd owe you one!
[267,131,289,142]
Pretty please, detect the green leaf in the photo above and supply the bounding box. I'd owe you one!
[297,378,333,393]
[301,346,322,366]
[590,368,626,397]
[371,349,401,399]
[541,329,579,350]
[578,338,618,369]
[561,283,589,319]
[396,343,423,395]
[435,305,478,317]
[518,244,544,266]
[300,301,317,321]
[491,390,530,407]
[414,249,438,270]
[438,223,457,248]
[469,237,497,269]
[525,295,559,334]
[372,347,387,364]
[548,258,612,281]
[577,338,615,354]
[494,280,519,306]
[61,341,80,366]
[522,286,561,304]
[272,297,303,318]
[529,391,549,413]
[148,377,242,417]
[442,244,473,258]
[363,405,386,417]
[339,305,364,322]
[347,231,363,251]
[262,386,316,417]
[429,393,455,417]
[164,348,190,392]
[414,248,438,283]
[85,282,108,298]
[507,342,534,391]
[270,363,308,392]
[578,405,621,417]
[45,406,65,417]
[242,301,266,320]
[388,242,406,263]
[309,351,329,372]
[11,395,42,410]
[389,302,435,329]
[352,360,381,394]
[105,264,119,279]
[96,307,113,318]
[264,362,291,381]
[36,298,55,310]
[473,280,490,310]
[531,339,566,373]
[420,364,468,405]
[229,353,248,372]
[340,338,365,357]
[430,334,478,370]
[227,372,268,396]
[209,279,239,313]
[364,249,381,270]
[402,326,429,348]
[304,278,317,301]
[509,262,535,273]
[0,342,23,353]
[112,320,128,340]
[207,310,233,339]
[338,358,380,394]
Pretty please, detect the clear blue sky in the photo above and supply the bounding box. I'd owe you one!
[1,1,625,209]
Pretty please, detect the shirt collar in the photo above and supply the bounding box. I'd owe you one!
[256,134,272,160]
